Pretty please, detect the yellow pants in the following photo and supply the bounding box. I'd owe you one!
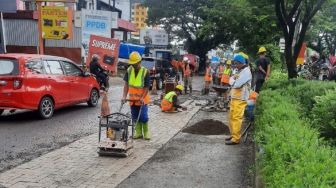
[228,99,247,143]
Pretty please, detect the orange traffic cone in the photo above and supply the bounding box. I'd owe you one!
[101,91,111,116]
[151,79,158,95]
[101,92,113,139]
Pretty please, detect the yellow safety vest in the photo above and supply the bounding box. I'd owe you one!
[128,66,150,105]
[161,91,177,111]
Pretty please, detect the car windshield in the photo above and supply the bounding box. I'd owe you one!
[0,59,18,75]
[142,60,155,69]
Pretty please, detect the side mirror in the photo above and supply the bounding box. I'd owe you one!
[83,72,91,77]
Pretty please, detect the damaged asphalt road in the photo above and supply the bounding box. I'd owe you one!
[0,80,124,172]
[117,111,254,188]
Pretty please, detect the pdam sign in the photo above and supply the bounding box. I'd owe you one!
[86,35,120,73]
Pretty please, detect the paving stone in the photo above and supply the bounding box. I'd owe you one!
[0,100,200,187]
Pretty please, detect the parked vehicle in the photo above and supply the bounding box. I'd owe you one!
[0,54,100,119]
[141,57,164,90]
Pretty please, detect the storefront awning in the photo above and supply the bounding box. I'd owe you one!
[117,19,136,32]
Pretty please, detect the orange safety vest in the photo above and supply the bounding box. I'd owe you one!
[204,67,212,81]
[184,64,191,77]
[128,66,151,106]
[161,91,176,111]
[221,66,232,84]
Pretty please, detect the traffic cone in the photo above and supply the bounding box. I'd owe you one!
[151,79,158,95]
[101,92,113,139]
[101,91,110,116]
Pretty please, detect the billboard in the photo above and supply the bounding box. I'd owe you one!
[81,9,112,60]
[86,35,120,73]
[140,29,168,46]
[41,6,73,40]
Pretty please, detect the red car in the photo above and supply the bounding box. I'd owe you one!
[0,54,100,119]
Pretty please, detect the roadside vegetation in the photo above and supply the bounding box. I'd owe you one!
[255,71,336,187]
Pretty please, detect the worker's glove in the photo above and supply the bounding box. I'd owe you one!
[139,99,145,105]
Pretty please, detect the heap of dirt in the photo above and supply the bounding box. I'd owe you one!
[182,119,229,135]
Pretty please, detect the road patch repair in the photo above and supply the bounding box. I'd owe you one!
[117,111,254,188]
[0,99,200,187]
[0,90,254,187]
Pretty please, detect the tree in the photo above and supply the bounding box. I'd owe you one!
[144,0,236,69]
[306,0,336,56]
[275,0,327,78]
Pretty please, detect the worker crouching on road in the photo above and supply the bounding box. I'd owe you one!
[204,62,212,94]
[161,85,187,112]
[225,54,252,145]
[122,52,151,140]
[182,57,193,94]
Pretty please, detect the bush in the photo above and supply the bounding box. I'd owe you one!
[285,81,336,116]
[255,89,336,187]
[311,89,336,144]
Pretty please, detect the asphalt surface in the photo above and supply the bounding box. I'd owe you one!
[0,78,125,172]
[117,111,254,188]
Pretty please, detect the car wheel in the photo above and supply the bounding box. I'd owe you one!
[88,88,99,107]
[0,109,4,116]
[38,97,54,119]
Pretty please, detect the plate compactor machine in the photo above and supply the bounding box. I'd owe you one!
[97,93,141,157]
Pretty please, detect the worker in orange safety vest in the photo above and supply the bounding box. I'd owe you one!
[182,57,193,94]
[204,62,212,94]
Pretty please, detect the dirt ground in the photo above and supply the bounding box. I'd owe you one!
[117,110,254,188]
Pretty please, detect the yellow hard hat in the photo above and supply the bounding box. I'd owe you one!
[258,47,267,54]
[129,51,142,65]
[239,52,249,60]
[176,85,184,91]
[226,60,232,65]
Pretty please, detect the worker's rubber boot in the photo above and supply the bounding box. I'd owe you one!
[189,87,192,94]
[184,87,188,95]
[143,123,151,140]
[133,123,143,139]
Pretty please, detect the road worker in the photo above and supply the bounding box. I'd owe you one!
[255,47,271,93]
[204,62,212,94]
[221,60,232,86]
[225,54,252,145]
[160,85,187,112]
[217,60,225,85]
[182,57,192,94]
[122,52,151,140]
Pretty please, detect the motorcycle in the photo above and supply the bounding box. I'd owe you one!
[94,70,109,91]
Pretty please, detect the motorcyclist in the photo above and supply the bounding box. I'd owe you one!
[89,55,108,90]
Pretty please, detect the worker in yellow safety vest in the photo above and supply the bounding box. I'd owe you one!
[221,60,232,86]
[160,85,187,112]
[122,52,151,140]
[204,62,212,94]
[225,54,252,145]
